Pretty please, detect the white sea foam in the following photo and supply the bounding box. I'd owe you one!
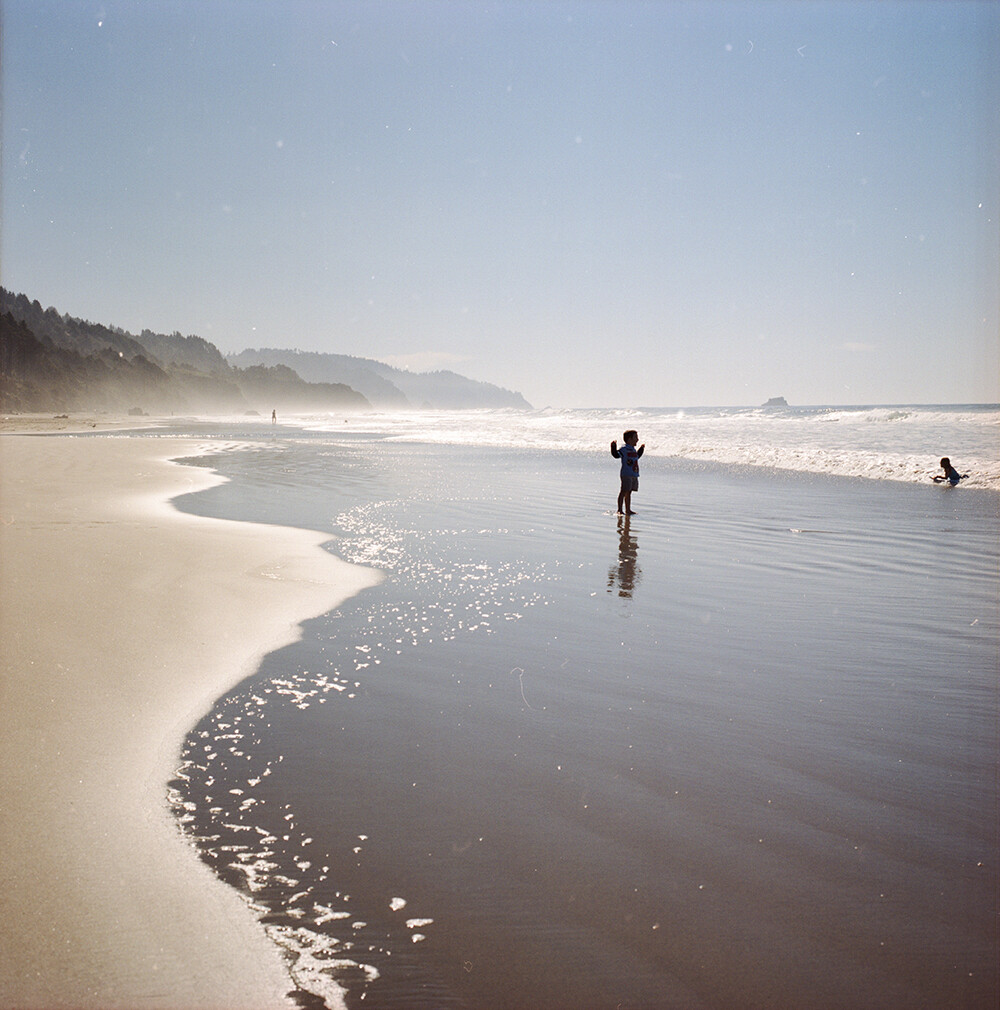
[268,923,378,1010]
[301,404,999,490]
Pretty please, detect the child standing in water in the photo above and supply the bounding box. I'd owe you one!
[611,430,644,515]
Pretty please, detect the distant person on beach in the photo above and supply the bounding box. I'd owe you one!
[611,430,644,515]
[272,409,277,425]
[933,457,967,486]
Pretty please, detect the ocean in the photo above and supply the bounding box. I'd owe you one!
[301,403,1000,490]
[165,404,998,1009]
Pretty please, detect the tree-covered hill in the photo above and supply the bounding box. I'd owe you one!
[1,289,531,415]
[0,291,368,414]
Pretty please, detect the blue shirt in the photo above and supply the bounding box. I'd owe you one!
[613,443,640,478]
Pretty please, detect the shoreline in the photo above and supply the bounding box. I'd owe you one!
[0,411,171,434]
[0,432,380,1008]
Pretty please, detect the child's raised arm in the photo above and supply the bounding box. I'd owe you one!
[610,440,620,457]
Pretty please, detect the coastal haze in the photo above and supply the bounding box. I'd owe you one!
[2,0,998,407]
[2,3,998,1010]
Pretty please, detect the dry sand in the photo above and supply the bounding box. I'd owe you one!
[0,412,168,435]
[0,431,379,1009]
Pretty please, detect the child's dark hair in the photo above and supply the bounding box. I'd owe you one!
[623,429,638,441]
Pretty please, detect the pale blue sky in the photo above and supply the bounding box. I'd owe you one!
[2,0,997,407]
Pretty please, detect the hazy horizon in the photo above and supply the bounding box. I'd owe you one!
[2,1,997,408]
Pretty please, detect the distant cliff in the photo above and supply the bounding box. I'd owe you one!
[228,349,409,408]
[0,290,366,414]
[0,311,195,413]
[1,289,531,415]
[227,348,532,410]
[231,363,368,413]
[135,327,231,377]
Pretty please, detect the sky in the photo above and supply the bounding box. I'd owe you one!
[2,0,997,408]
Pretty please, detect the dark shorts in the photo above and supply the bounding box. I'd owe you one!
[620,475,638,493]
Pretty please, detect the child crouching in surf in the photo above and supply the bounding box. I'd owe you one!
[933,457,968,486]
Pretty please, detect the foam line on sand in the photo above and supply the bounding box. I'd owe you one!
[0,434,379,1009]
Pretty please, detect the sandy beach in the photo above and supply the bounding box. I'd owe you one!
[3,418,995,1009]
[0,412,169,435]
[0,430,378,1008]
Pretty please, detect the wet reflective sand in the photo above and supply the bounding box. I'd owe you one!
[173,438,998,1009]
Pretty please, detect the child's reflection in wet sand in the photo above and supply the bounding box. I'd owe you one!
[608,514,641,598]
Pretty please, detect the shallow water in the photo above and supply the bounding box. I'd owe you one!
[170,434,998,1009]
